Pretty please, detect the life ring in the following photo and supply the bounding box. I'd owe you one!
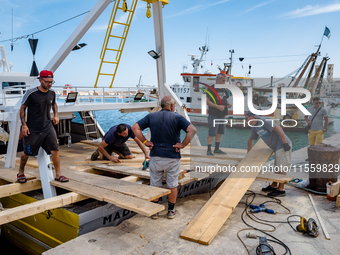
[236,81,242,87]
[258,97,266,104]
[63,84,74,96]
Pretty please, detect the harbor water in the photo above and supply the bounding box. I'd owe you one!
[80,110,340,152]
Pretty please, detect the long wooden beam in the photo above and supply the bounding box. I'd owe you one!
[0,192,87,225]
[180,140,273,245]
[0,179,42,198]
[51,180,164,216]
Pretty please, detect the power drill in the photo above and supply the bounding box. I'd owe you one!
[249,204,274,214]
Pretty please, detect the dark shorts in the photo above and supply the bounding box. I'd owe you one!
[208,114,226,137]
[23,126,58,156]
[103,143,131,160]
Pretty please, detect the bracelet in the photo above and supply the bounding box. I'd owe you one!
[143,139,148,144]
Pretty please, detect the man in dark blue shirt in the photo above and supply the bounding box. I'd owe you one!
[91,124,149,163]
[132,96,197,219]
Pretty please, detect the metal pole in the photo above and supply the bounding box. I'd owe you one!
[152,1,166,98]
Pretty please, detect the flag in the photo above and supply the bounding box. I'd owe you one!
[324,26,331,39]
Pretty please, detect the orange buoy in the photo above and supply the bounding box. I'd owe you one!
[63,84,74,96]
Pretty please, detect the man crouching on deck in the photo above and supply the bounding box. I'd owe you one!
[245,111,292,197]
[91,123,149,163]
[132,96,197,219]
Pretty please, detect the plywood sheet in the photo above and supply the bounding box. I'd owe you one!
[180,140,273,245]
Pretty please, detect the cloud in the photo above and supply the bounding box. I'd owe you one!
[240,0,276,15]
[166,0,230,18]
[284,3,340,18]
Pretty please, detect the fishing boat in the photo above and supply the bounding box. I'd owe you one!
[0,1,216,254]
[171,43,339,130]
[170,45,272,126]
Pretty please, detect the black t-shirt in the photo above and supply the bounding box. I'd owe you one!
[104,124,136,146]
[207,84,229,117]
[21,87,56,132]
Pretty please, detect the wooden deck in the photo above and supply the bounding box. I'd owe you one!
[0,140,293,243]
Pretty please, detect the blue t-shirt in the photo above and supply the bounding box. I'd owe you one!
[137,110,191,158]
[249,117,291,152]
[104,124,135,147]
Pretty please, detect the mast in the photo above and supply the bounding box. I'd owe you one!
[190,45,209,74]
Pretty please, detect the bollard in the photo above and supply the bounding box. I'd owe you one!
[308,145,340,192]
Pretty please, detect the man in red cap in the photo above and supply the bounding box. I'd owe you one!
[17,70,69,183]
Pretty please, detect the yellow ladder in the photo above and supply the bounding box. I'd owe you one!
[94,0,138,88]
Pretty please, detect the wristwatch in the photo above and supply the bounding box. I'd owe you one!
[323,129,327,132]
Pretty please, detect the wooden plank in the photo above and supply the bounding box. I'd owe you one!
[0,157,41,168]
[0,180,42,198]
[308,194,331,240]
[92,164,152,179]
[256,172,293,184]
[336,195,340,208]
[80,140,101,147]
[75,160,111,164]
[58,151,88,158]
[180,140,273,245]
[57,169,170,201]
[50,180,164,217]
[120,176,143,182]
[330,180,340,197]
[0,169,36,183]
[0,192,87,225]
[93,164,186,180]
[83,146,97,149]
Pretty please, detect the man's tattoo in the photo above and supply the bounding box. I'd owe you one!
[20,154,29,170]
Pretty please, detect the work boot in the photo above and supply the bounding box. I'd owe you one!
[267,188,286,197]
[207,150,214,156]
[261,185,277,193]
[167,209,177,219]
[91,150,99,161]
[151,213,159,220]
[214,149,227,154]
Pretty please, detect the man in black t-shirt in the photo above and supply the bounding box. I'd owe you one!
[206,73,232,156]
[17,70,69,184]
[90,123,149,163]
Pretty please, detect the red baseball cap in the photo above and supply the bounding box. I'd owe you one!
[38,70,54,78]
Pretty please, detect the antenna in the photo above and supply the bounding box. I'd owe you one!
[11,9,13,51]
[205,27,210,47]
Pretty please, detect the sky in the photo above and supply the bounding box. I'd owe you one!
[0,0,339,88]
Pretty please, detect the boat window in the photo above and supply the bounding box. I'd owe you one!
[186,97,192,103]
[197,98,201,101]
[183,76,191,82]
[2,82,26,94]
[180,97,184,100]
[193,77,200,92]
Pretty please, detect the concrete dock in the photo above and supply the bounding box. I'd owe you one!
[42,134,340,255]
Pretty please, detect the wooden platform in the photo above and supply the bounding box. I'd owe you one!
[0,141,292,228]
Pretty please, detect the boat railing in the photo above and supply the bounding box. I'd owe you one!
[0,86,157,109]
